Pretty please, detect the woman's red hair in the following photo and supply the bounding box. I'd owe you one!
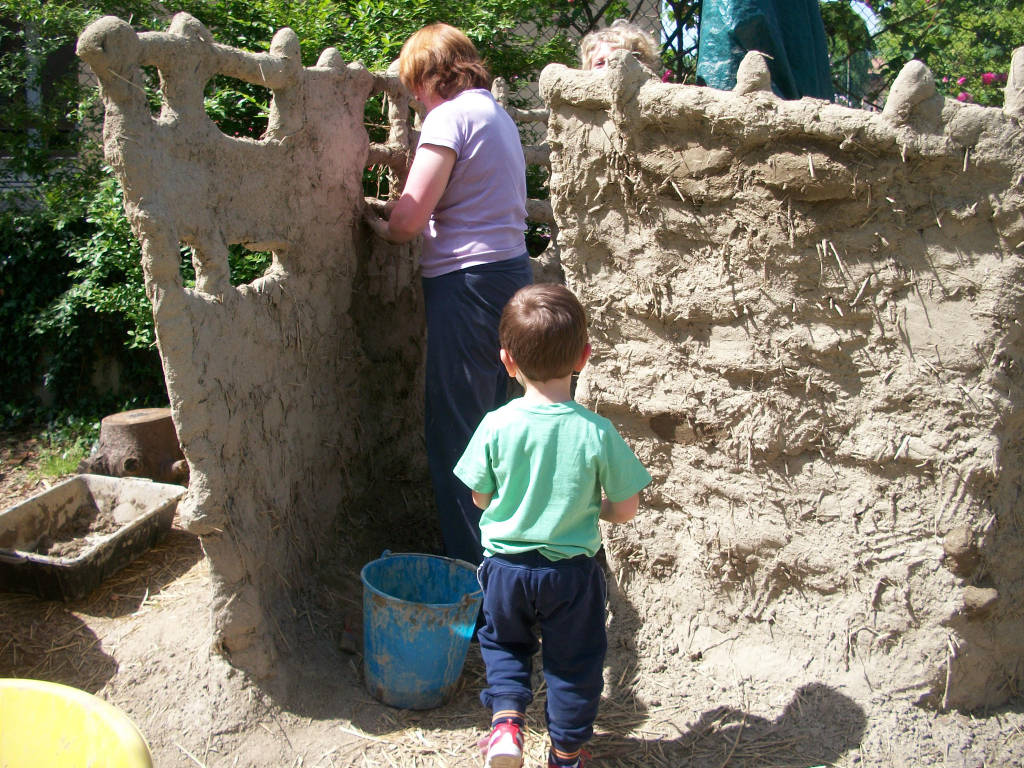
[399,23,491,100]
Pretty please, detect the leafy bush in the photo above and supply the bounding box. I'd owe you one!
[823,0,1024,108]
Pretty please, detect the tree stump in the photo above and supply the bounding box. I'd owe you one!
[78,408,188,486]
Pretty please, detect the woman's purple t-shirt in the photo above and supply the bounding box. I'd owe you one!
[417,88,527,278]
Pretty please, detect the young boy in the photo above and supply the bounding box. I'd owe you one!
[454,284,652,768]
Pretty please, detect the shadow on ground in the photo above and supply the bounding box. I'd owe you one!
[0,526,203,694]
[593,682,867,768]
[258,552,866,768]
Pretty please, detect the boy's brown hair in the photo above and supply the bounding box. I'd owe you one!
[500,284,588,382]
[399,23,491,100]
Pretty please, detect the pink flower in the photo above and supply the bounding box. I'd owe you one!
[981,72,996,85]
[956,76,967,85]
[942,76,949,83]
[956,91,972,102]
[662,69,673,83]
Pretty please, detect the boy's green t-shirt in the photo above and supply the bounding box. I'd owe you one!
[454,398,652,561]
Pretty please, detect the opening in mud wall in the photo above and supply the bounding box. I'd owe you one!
[177,243,274,288]
[362,91,397,200]
[203,74,270,140]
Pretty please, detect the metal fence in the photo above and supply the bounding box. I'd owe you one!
[500,0,701,114]
[537,0,702,82]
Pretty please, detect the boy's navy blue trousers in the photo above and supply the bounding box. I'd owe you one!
[477,551,608,749]
[422,254,532,566]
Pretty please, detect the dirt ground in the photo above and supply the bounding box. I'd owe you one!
[2,432,1024,768]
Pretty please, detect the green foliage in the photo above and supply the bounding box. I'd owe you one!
[821,1,876,104]
[329,0,579,76]
[0,207,83,412]
[1,165,174,425]
[823,0,1023,107]
[0,2,92,172]
[872,0,1024,107]
[60,174,158,351]
[35,448,82,478]
[33,412,100,478]
[0,0,158,424]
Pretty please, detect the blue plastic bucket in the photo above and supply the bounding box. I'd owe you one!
[361,551,482,709]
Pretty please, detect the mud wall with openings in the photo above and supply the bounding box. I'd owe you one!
[76,14,430,678]
[79,12,1024,710]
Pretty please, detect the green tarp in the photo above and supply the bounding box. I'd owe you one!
[696,0,833,100]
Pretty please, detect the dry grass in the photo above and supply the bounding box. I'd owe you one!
[0,433,53,511]
[0,524,205,692]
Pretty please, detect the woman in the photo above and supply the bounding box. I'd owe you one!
[365,23,531,567]
[579,19,661,72]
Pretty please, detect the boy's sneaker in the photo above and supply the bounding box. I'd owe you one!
[483,721,524,768]
[547,747,591,768]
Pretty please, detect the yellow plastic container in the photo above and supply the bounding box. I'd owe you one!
[0,678,153,768]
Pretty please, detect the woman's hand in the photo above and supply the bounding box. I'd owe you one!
[363,203,396,242]
[364,144,456,244]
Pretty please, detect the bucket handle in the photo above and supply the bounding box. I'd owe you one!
[376,550,483,604]
[378,550,478,571]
